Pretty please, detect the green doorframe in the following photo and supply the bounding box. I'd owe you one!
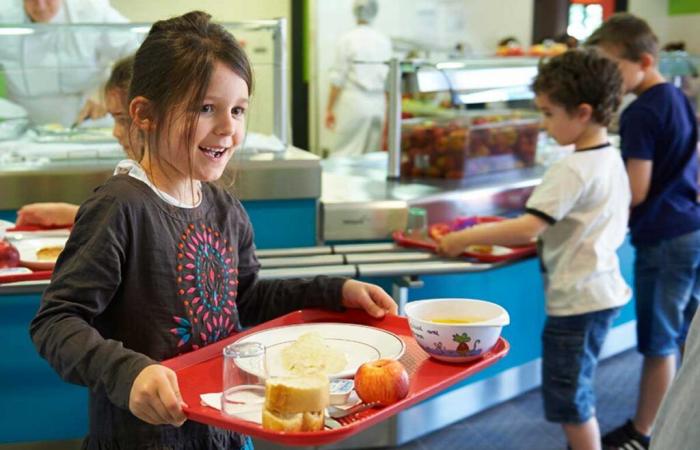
[291,0,310,150]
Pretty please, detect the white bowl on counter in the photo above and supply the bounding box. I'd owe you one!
[404,298,510,363]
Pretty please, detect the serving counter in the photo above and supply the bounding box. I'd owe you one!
[0,144,323,250]
[1,150,637,449]
[303,153,637,450]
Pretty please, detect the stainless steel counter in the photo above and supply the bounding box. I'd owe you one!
[0,145,321,209]
[321,152,545,241]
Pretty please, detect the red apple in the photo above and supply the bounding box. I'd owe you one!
[0,239,20,269]
[354,359,409,406]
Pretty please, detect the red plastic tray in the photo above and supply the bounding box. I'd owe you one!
[394,216,536,263]
[7,225,72,232]
[0,270,52,284]
[162,308,509,446]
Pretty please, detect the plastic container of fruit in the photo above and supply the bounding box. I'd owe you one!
[162,308,509,446]
[399,109,540,180]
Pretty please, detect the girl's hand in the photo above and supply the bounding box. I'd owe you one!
[129,364,188,427]
[436,232,467,257]
[16,202,78,227]
[341,280,398,318]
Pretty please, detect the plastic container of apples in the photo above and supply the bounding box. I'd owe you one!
[399,109,540,180]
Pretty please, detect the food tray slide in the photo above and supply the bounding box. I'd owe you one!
[162,308,509,446]
[394,216,536,263]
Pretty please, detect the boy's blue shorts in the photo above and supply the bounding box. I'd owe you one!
[542,307,620,424]
[634,229,700,357]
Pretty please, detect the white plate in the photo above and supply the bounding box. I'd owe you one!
[13,237,68,270]
[234,323,405,379]
[465,245,513,256]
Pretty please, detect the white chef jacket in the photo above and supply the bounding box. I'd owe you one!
[0,0,138,126]
[328,25,391,157]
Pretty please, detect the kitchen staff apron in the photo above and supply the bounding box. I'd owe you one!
[331,85,385,158]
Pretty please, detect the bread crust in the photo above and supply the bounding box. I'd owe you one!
[261,408,325,432]
[264,375,330,413]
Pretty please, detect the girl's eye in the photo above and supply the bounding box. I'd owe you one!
[201,104,214,113]
[232,106,246,118]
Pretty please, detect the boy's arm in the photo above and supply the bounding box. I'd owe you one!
[619,106,658,207]
[436,214,548,257]
[626,158,652,207]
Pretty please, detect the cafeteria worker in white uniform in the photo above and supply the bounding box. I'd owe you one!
[325,0,392,157]
[0,0,136,126]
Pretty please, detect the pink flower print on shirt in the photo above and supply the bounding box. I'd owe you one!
[171,223,240,348]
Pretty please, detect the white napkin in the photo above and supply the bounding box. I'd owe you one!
[201,390,264,424]
[200,389,362,424]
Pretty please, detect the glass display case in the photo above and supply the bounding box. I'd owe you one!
[386,57,543,180]
[0,19,286,146]
[0,19,324,213]
[658,51,699,110]
[400,110,540,179]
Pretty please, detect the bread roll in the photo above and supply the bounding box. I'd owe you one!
[301,410,325,431]
[261,408,325,432]
[262,374,330,432]
[262,408,303,432]
[264,374,330,414]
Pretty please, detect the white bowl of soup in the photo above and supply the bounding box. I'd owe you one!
[404,298,510,363]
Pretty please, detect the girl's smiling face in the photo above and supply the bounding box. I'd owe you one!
[158,61,250,184]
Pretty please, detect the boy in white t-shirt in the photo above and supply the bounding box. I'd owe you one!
[438,49,632,450]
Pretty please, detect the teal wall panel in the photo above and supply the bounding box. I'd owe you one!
[241,199,317,249]
[0,294,87,443]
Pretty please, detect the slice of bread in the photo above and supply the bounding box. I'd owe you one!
[264,374,330,414]
[301,410,325,431]
[261,408,325,432]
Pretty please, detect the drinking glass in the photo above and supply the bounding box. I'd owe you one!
[405,206,429,240]
[221,341,267,416]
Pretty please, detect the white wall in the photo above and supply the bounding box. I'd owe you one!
[110,0,291,136]
[310,0,534,155]
[629,0,700,53]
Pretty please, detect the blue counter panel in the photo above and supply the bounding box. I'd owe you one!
[0,236,637,444]
[240,199,318,249]
[0,210,16,223]
[0,294,87,443]
[361,239,637,393]
[3,198,318,251]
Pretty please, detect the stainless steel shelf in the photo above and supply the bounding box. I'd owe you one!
[321,152,544,242]
[0,147,321,209]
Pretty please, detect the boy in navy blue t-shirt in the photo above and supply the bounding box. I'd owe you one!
[589,13,700,450]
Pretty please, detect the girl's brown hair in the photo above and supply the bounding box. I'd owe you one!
[129,11,253,180]
[105,55,134,95]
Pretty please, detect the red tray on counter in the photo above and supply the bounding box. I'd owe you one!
[162,308,509,446]
[0,270,53,284]
[7,224,72,232]
[394,216,537,263]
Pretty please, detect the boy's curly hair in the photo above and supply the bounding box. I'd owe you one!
[586,13,658,61]
[532,48,623,126]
